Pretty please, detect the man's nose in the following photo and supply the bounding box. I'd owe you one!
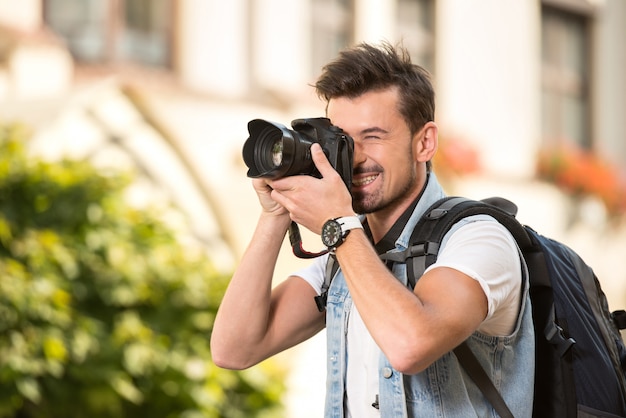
[352,140,366,166]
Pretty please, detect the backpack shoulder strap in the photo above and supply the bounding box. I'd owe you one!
[399,196,533,288]
[453,343,515,418]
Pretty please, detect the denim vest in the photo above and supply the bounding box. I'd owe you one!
[323,174,535,418]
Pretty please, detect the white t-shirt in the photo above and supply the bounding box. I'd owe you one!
[293,219,523,417]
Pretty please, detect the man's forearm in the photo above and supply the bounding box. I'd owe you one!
[210,213,291,368]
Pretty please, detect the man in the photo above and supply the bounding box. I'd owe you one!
[211,42,534,417]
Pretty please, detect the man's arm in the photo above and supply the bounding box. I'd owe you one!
[210,187,326,370]
[335,230,488,374]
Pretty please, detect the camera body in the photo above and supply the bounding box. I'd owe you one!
[242,117,354,189]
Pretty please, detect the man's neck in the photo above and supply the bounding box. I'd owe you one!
[365,185,424,244]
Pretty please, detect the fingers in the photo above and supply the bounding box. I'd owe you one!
[262,144,352,229]
[251,178,290,216]
[252,177,272,192]
[310,143,336,179]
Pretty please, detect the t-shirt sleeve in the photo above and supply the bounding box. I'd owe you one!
[424,219,523,336]
[291,253,330,295]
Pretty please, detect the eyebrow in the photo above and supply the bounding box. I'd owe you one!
[360,126,388,135]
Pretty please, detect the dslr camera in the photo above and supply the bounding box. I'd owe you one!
[242,118,354,189]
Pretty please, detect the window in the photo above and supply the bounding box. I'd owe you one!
[541,5,591,148]
[44,0,173,68]
[311,0,354,76]
[309,0,435,78]
[397,0,435,74]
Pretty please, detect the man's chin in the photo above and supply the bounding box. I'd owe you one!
[352,197,375,215]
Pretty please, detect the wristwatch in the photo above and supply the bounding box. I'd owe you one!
[321,216,363,252]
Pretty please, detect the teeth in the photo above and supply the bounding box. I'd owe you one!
[353,175,378,187]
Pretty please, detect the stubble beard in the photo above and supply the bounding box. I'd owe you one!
[351,168,417,215]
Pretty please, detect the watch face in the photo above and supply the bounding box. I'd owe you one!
[321,219,342,248]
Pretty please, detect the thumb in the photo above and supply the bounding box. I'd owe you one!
[311,143,337,178]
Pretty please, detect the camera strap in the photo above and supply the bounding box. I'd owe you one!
[288,221,329,259]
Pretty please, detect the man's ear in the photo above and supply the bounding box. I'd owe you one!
[414,121,438,163]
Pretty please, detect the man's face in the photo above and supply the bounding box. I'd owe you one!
[327,87,421,215]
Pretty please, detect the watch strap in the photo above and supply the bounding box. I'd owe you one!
[336,216,363,233]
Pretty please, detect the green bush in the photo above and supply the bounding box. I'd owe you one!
[0,124,285,418]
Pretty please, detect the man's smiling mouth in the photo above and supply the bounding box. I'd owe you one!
[352,174,379,187]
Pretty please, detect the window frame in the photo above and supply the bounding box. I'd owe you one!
[540,0,596,149]
[42,0,176,69]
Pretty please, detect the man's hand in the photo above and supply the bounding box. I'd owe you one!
[252,177,289,217]
[268,143,353,234]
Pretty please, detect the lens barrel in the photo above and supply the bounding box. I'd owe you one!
[243,119,315,179]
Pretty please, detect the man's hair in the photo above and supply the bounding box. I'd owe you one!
[314,41,435,136]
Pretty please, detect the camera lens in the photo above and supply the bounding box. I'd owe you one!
[256,130,287,170]
[271,137,283,167]
[243,119,313,179]
[248,122,294,176]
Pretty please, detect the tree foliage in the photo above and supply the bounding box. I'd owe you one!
[0,124,285,417]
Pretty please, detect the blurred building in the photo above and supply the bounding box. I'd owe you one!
[1,1,625,416]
